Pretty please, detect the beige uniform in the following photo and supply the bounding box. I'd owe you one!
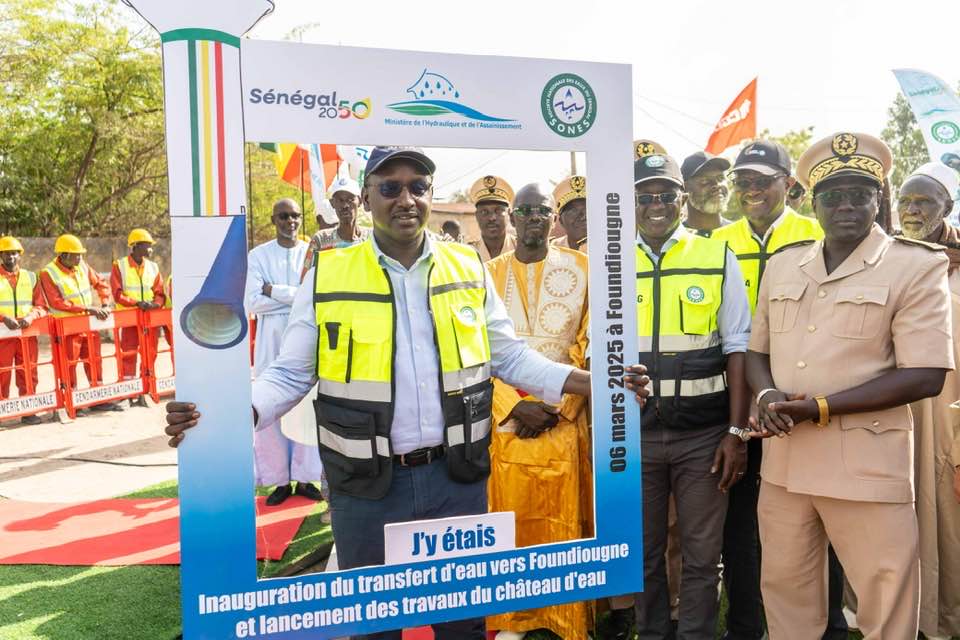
[469,232,515,263]
[748,224,954,639]
[910,224,960,636]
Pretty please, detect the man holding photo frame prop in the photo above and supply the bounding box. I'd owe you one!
[129,0,646,636]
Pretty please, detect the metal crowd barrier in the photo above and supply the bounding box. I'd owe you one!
[0,316,61,421]
[141,308,175,403]
[54,308,145,420]
[0,307,263,423]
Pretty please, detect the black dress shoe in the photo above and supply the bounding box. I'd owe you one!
[295,482,324,501]
[20,414,43,425]
[603,606,635,640]
[265,484,293,506]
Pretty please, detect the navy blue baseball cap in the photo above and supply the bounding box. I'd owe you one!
[634,154,684,188]
[364,146,436,179]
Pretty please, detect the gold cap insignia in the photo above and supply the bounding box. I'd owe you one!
[796,132,892,191]
[832,133,858,157]
[469,175,514,205]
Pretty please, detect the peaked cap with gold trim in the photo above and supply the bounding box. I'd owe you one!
[469,175,514,206]
[634,139,667,160]
[796,132,892,191]
[553,175,587,213]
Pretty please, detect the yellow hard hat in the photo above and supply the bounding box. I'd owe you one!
[54,234,86,254]
[127,228,155,246]
[0,236,24,253]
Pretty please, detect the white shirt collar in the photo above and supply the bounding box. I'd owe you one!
[636,223,689,260]
[370,230,434,272]
[748,206,794,244]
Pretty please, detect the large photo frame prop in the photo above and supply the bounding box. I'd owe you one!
[125,1,641,637]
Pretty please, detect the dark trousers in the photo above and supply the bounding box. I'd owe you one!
[722,437,763,639]
[635,424,729,640]
[329,457,487,640]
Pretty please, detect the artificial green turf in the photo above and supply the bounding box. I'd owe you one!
[0,480,330,639]
[0,481,883,639]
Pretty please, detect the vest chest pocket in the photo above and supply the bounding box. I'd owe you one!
[768,282,807,333]
[317,319,351,382]
[450,306,490,369]
[350,316,392,380]
[679,291,715,335]
[831,285,889,339]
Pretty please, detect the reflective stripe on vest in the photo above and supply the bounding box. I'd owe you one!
[116,257,160,309]
[637,230,728,429]
[0,270,36,319]
[43,260,94,317]
[710,208,823,312]
[312,239,492,478]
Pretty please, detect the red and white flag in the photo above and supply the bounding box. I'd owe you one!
[706,78,757,154]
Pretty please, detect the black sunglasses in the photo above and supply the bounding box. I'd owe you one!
[733,175,784,191]
[372,178,432,199]
[513,205,554,218]
[635,192,681,206]
[815,188,877,207]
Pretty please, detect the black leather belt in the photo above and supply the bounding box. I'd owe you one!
[393,445,445,467]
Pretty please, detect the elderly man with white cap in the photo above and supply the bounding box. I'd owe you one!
[301,176,368,277]
[896,161,960,640]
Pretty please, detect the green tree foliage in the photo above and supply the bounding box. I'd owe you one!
[0,0,168,236]
[881,92,933,191]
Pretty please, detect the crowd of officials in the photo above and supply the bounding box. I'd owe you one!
[162,136,960,640]
[92,132,959,640]
[0,230,169,418]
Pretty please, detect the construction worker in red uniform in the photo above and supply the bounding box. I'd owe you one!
[0,236,48,423]
[110,229,165,384]
[39,234,123,413]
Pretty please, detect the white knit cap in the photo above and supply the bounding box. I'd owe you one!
[908,161,959,200]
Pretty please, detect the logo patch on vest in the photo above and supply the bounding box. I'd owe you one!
[685,286,705,303]
[458,305,478,324]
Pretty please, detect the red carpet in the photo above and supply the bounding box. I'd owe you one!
[0,495,318,565]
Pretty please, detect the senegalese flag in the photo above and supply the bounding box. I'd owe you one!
[160,29,247,216]
[259,143,312,192]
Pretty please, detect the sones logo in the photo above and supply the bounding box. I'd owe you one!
[541,73,597,138]
[931,121,960,145]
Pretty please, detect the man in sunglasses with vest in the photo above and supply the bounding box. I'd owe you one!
[709,139,826,640]
[166,147,607,640]
[632,153,752,640]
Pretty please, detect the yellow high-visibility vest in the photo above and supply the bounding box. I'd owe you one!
[164,275,172,309]
[114,256,160,309]
[710,208,823,312]
[637,230,729,429]
[42,260,94,318]
[0,270,36,320]
[313,238,493,498]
